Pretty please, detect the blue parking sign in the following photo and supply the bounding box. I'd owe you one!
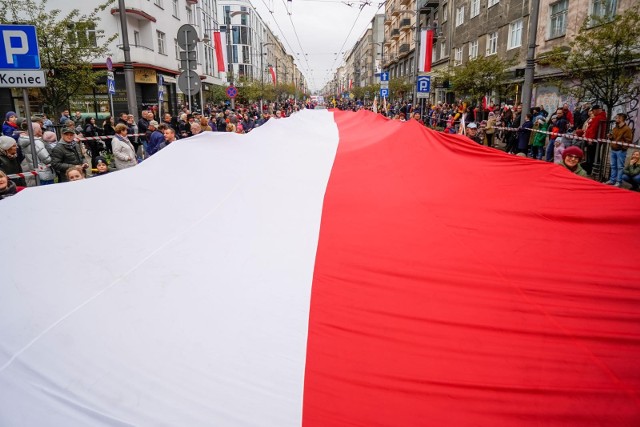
[380,88,389,98]
[416,75,431,93]
[0,25,40,69]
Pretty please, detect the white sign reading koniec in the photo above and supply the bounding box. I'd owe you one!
[0,69,46,87]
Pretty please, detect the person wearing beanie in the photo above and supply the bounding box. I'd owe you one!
[18,122,55,185]
[560,145,588,177]
[92,156,110,176]
[0,135,26,186]
[3,111,19,138]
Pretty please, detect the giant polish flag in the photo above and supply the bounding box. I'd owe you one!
[1,110,640,426]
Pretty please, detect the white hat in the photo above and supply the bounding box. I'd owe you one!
[0,135,16,150]
[467,122,478,129]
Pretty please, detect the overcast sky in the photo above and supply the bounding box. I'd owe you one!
[250,0,382,92]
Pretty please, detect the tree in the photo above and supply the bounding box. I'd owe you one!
[389,77,412,101]
[539,7,640,125]
[436,55,517,106]
[0,0,116,117]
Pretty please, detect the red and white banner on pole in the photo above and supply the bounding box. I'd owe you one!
[269,66,277,85]
[213,31,227,73]
[419,29,434,73]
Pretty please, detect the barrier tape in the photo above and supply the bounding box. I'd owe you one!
[7,170,39,179]
[493,126,640,150]
[75,133,146,141]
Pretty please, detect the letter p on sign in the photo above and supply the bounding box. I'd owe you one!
[3,31,28,64]
[0,25,40,69]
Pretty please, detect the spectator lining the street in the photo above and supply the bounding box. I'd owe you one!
[111,123,138,170]
[0,170,21,200]
[66,166,85,181]
[560,146,588,177]
[0,135,26,187]
[622,150,640,191]
[51,128,89,183]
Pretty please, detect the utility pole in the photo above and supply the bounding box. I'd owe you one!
[118,0,138,120]
[521,0,540,120]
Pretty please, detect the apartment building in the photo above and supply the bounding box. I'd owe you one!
[44,0,225,115]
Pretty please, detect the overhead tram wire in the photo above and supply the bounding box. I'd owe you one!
[280,0,317,90]
[258,0,316,90]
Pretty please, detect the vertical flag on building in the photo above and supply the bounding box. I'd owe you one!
[348,79,353,90]
[213,31,227,73]
[419,29,434,73]
[269,66,277,85]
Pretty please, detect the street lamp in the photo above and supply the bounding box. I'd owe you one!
[225,10,249,110]
[261,42,275,113]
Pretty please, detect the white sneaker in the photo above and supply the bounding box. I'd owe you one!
[614,182,621,187]
[605,181,615,185]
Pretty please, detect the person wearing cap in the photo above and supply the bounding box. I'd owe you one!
[18,122,54,185]
[92,156,110,176]
[583,104,607,175]
[146,120,164,156]
[465,122,482,144]
[0,135,26,187]
[606,113,633,187]
[3,111,19,138]
[560,145,588,177]
[51,128,88,183]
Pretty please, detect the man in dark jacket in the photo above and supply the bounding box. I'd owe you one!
[146,121,165,156]
[51,128,88,182]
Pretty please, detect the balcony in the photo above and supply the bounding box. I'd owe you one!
[420,0,441,10]
[186,0,198,4]
[391,28,401,39]
[384,13,393,24]
[398,43,410,55]
[400,0,411,5]
[110,7,157,22]
[391,6,402,16]
[400,18,412,30]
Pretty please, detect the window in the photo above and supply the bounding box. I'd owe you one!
[456,6,464,27]
[440,41,446,59]
[172,0,179,18]
[174,38,180,60]
[154,0,163,8]
[549,0,568,38]
[68,22,97,47]
[442,3,448,22]
[508,19,523,49]
[186,6,193,24]
[454,47,462,65]
[486,31,498,55]
[470,0,480,18]
[590,0,617,20]
[157,31,166,55]
[469,40,478,59]
[488,0,499,7]
[133,31,140,47]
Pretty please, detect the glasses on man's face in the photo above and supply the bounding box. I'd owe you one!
[566,155,580,160]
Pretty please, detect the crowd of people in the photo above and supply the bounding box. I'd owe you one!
[1,98,638,201]
[335,99,639,190]
[0,99,312,199]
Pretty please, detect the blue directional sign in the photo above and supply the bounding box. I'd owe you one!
[0,25,40,69]
[380,71,389,82]
[380,88,389,98]
[417,75,431,93]
[107,79,116,95]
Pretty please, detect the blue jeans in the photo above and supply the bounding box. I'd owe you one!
[609,150,627,183]
[545,138,555,162]
[622,174,640,189]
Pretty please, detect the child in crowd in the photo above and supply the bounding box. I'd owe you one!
[92,156,110,177]
[66,166,85,182]
[553,140,565,164]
